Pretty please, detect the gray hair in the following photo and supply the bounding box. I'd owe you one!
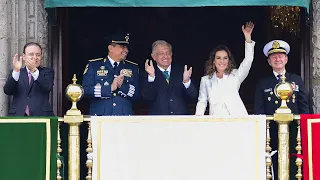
[151,40,172,54]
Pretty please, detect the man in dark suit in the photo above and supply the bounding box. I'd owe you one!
[142,40,197,115]
[4,42,55,116]
[254,40,310,179]
[82,33,139,115]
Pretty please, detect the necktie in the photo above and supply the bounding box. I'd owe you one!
[163,70,170,84]
[277,74,282,82]
[28,71,32,85]
[25,71,32,116]
[113,62,118,70]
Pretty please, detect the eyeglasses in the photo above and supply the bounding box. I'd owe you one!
[157,51,172,57]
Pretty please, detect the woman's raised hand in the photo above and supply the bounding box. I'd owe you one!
[242,21,254,43]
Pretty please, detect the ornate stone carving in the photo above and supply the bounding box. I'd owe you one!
[312,0,320,78]
[37,0,49,66]
[313,85,320,113]
[311,0,320,113]
[0,0,11,116]
[26,0,49,66]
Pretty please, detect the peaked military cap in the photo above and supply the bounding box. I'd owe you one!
[263,40,290,57]
[108,32,130,46]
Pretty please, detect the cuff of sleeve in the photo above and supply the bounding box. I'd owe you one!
[12,70,20,81]
[118,83,131,97]
[127,84,135,97]
[148,75,155,82]
[245,40,255,46]
[183,79,191,89]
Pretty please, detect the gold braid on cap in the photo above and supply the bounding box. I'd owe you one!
[125,34,129,42]
[268,41,286,55]
[272,41,280,49]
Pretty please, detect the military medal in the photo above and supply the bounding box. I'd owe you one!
[292,94,296,103]
[97,69,108,76]
[121,69,133,77]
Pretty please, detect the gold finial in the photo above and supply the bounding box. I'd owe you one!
[272,41,280,49]
[125,34,129,42]
[72,74,77,84]
[57,122,63,180]
[86,122,93,180]
[274,74,293,114]
[266,120,272,179]
[295,119,302,180]
[65,74,84,115]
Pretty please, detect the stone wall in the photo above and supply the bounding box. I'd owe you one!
[0,0,48,116]
[312,0,320,113]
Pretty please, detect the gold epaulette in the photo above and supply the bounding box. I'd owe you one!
[88,57,103,62]
[125,60,138,65]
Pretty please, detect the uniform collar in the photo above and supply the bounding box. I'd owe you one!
[108,56,120,67]
[273,70,286,78]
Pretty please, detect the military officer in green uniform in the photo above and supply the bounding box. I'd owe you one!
[82,33,139,115]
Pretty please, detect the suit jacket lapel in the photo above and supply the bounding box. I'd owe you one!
[21,68,29,91]
[28,67,39,93]
[155,66,169,88]
[285,72,291,82]
[168,65,177,93]
[211,73,217,91]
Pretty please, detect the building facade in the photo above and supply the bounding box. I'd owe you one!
[0,0,319,116]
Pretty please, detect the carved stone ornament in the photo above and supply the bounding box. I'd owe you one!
[312,0,320,78]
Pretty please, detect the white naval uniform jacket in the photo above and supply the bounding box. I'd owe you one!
[195,41,255,116]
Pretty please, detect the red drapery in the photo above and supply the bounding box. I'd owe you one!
[300,114,320,180]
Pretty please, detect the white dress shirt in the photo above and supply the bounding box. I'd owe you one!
[273,70,286,80]
[147,65,191,88]
[12,66,39,81]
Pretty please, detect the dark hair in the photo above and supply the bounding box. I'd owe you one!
[23,42,42,54]
[204,45,236,78]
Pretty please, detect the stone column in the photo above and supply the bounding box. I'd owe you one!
[0,0,10,116]
[312,0,320,113]
[0,0,49,116]
[30,0,49,66]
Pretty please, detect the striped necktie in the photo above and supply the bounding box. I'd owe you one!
[163,70,170,84]
[277,74,282,82]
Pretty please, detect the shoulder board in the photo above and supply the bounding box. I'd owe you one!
[125,60,138,66]
[88,57,103,62]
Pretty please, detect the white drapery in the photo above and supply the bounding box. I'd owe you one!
[90,115,266,180]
